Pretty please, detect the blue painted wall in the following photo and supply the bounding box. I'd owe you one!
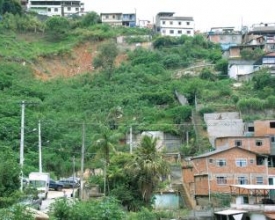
[154,193,179,209]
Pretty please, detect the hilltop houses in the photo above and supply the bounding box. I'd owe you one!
[155,12,195,37]
[27,0,85,16]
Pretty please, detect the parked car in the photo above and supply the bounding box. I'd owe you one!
[59,179,79,188]
[49,179,64,191]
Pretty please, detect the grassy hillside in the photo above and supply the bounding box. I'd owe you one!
[0,14,274,178]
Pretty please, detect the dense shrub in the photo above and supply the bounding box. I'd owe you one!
[198,106,215,116]
[237,98,265,111]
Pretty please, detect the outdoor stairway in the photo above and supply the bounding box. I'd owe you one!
[172,183,193,210]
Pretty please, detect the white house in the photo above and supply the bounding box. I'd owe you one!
[228,60,261,80]
[155,12,194,37]
[27,0,85,17]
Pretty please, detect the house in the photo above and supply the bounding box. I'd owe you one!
[228,60,261,80]
[122,13,136,27]
[245,23,275,53]
[155,12,194,37]
[182,119,275,208]
[182,146,268,207]
[248,23,275,35]
[215,184,275,220]
[100,12,136,27]
[203,112,244,147]
[100,13,123,26]
[207,27,243,51]
[254,52,275,74]
[138,19,151,28]
[27,0,85,17]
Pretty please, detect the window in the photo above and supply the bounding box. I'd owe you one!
[112,15,115,19]
[75,8,79,11]
[48,8,51,12]
[178,21,181,25]
[67,7,71,11]
[255,140,263,146]
[256,176,263,184]
[186,22,190,25]
[54,8,58,12]
[216,159,226,167]
[217,176,227,185]
[105,15,109,19]
[256,156,265,165]
[248,126,254,132]
[169,30,174,34]
[271,136,275,143]
[270,122,275,128]
[187,31,191,34]
[236,159,247,167]
[162,30,166,34]
[209,158,214,163]
[170,21,173,25]
[162,21,166,25]
[178,30,182,34]
[235,140,242,147]
[250,159,254,164]
[238,177,248,185]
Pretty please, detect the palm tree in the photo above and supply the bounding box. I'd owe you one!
[126,135,169,205]
[94,125,121,165]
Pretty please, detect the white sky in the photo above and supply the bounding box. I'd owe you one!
[83,0,275,32]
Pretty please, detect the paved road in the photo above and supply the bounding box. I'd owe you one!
[40,188,74,213]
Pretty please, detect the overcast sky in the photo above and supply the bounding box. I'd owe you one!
[83,0,275,31]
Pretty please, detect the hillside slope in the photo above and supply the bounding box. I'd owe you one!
[25,41,127,80]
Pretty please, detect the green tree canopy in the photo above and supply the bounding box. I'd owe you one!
[126,136,169,205]
[45,16,71,41]
[0,0,22,15]
[93,41,118,79]
[0,146,20,208]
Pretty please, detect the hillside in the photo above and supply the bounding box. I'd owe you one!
[0,16,274,181]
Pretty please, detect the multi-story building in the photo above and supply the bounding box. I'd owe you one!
[155,12,194,37]
[100,12,136,27]
[27,0,85,17]
[182,119,275,208]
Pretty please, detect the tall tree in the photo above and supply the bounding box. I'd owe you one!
[93,41,118,79]
[93,125,121,165]
[0,146,21,208]
[1,0,22,15]
[126,135,169,205]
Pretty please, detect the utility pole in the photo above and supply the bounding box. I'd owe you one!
[130,126,133,154]
[72,156,76,197]
[18,100,39,191]
[80,123,85,200]
[38,120,42,173]
[19,101,25,192]
[103,160,106,196]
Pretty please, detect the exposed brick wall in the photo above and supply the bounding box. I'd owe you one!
[183,147,268,196]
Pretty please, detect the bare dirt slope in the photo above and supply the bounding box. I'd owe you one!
[32,41,127,80]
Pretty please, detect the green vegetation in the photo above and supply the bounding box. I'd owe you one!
[0,7,273,218]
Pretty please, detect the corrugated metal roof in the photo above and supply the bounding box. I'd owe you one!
[214,209,247,215]
[191,146,264,160]
[231,184,275,190]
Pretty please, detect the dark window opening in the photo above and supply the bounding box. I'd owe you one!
[235,140,242,146]
[270,122,275,128]
[248,126,254,132]
[256,140,263,146]
[256,156,265,165]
